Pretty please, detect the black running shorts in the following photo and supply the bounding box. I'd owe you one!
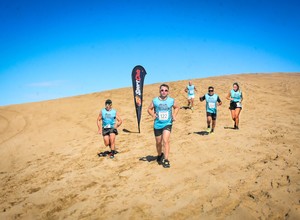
[102,128,118,136]
[154,125,172,137]
[229,102,242,110]
[206,112,217,120]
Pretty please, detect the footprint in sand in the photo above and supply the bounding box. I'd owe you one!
[28,187,41,194]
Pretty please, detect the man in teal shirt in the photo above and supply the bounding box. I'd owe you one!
[200,86,222,134]
[148,84,180,168]
[97,99,122,158]
[184,81,198,110]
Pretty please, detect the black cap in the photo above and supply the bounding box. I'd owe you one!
[105,99,112,105]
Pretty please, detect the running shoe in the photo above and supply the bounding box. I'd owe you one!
[109,152,115,159]
[157,153,164,165]
[97,152,107,157]
[162,159,170,168]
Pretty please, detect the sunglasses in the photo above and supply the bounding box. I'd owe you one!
[209,90,214,92]
[160,89,168,92]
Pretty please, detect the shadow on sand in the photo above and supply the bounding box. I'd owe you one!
[193,131,210,136]
[97,150,119,157]
[139,155,157,162]
[122,128,140,133]
[180,106,191,110]
[224,126,236,130]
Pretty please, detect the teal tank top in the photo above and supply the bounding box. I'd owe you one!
[230,89,242,102]
[187,85,195,95]
[101,108,116,128]
[205,93,219,114]
[153,97,174,129]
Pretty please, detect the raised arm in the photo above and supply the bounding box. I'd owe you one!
[199,95,206,102]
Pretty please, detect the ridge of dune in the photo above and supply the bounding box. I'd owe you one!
[0,73,300,219]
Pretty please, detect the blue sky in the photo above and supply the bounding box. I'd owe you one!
[0,0,299,106]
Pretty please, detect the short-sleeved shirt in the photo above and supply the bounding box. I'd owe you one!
[200,93,221,114]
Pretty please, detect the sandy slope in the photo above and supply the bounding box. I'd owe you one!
[0,73,299,219]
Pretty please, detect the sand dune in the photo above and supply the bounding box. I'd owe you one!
[0,73,299,219]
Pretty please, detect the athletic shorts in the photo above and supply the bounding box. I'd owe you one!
[229,102,242,110]
[188,95,195,99]
[102,128,118,136]
[207,112,217,120]
[154,125,172,137]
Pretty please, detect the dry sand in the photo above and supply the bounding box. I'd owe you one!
[0,73,300,219]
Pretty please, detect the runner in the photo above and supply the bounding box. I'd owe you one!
[184,81,198,110]
[226,82,243,129]
[97,99,122,158]
[199,86,222,133]
[148,84,180,168]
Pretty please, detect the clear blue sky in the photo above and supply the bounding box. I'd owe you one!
[1,0,299,106]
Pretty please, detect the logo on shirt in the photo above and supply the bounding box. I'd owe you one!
[105,113,112,119]
[158,103,169,111]
[208,97,215,102]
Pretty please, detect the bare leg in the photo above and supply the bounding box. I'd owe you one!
[155,135,163,156]
[103,135,110,147]
[230,110,236,127]
[109,133,116,151]
[187,99,191,107]
[235,108,242,127]
[162,130,171,160]
[207,116,212,128]
[212,119,216,130]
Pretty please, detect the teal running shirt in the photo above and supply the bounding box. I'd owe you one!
[204,93,220,114]
[187,85,195,96]
[230,89,242,102]
[153,97,174,129]
[101,108,117,128]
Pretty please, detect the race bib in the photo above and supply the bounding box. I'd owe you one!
[208,102,215,108]
[189,91,194,95]
[104,124,111,128]
[236,102,242,108]
[158,112,169,121]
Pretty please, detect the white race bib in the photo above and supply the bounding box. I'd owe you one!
[158,112,169,121]
[104,124,111,128]
[236,102,242,108]
[208,102,216,108]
